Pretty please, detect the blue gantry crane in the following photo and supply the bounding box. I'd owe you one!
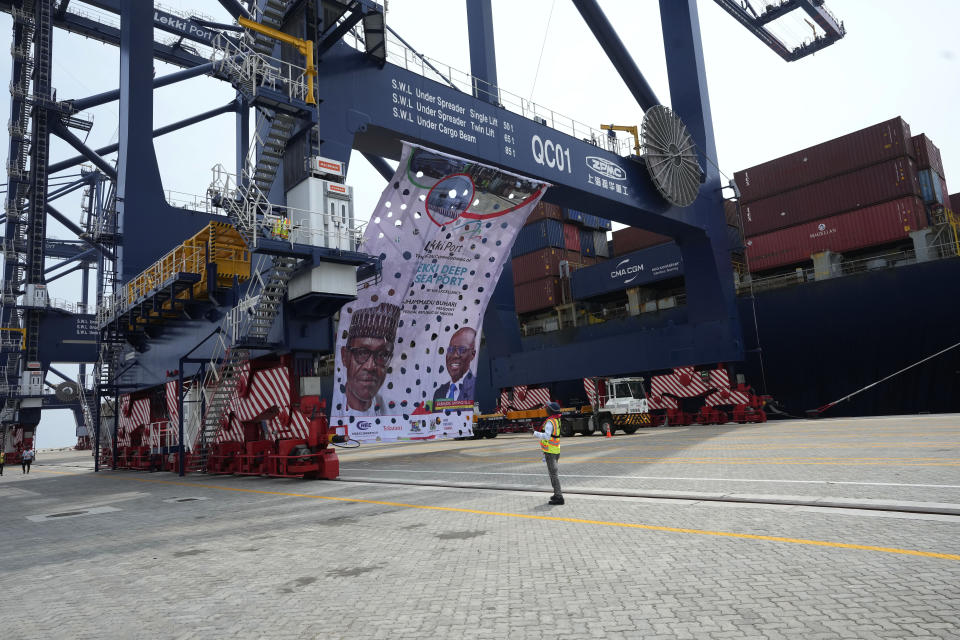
[0,0,843,470]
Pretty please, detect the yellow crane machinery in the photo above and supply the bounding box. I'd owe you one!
[123,222,251,323]
[600,123,641,155]
[237,16,316,106]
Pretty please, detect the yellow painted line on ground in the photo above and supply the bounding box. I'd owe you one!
[80,474,960,563]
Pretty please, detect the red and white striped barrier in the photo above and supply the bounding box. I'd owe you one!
[497,385,551,412]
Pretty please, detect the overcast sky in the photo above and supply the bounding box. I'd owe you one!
[2,0,957,448]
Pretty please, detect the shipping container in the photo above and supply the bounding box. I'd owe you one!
[512,248,568,286]
[563,223,580,251]
[951,193,960,214]
[911,133,944,178]
[564,208,587,225]
[594,230,610,258]
[734,116,913,203]
[515,276,563,314]
[744,196,927,272]
[612,226,672,255]
[571,243,684,300]
[578,228,596,256]
[525,201,563,225]
[742,157,920,237]
[918,169,946,206]
[511,218,564,257]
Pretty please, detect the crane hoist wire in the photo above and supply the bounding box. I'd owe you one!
[528,0,557,101]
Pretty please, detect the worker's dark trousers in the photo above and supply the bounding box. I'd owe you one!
[544,452,562,498]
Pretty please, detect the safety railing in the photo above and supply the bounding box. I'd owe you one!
[210,32,311,105]
[739,240,960,294]
[125,243,205,305]
[0,327,25,350]
[47,298,88,314]
[344,23,635,158]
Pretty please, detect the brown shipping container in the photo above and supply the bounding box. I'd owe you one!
[514,276,562,314]
[512,248,566,286]
[525,202,563,225]
[612,227,672,256]
[911,133,945,178]
[742,157,920,237]
[734,117,913,203]
[951,193,960,214]
[745,196,926,272]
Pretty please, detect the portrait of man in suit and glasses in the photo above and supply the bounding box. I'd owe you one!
[433,327,477,402]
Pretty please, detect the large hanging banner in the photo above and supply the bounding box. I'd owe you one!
[331,143,548,442]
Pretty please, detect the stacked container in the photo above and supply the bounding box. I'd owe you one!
[736,116,937,272]
[611,227,671,255]
[511,202,612,314]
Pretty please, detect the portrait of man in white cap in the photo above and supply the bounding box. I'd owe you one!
[340,302,401,416]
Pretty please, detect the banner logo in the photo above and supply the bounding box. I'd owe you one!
[586,156,626,181]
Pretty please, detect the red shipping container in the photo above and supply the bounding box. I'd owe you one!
[734,117,913,203]
[911,133,944,178]
[514,276,562,314]
[563,223,580,251]
[525,202,563,225]
[745,196,926,272]
[742,157,919,237]
[612,227,672,256]
[951,192,960,214]
[512,248,567,286]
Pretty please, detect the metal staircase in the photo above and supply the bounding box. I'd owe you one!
[188,252,299,470]
[252,112,295,194]
[249,0,287,56]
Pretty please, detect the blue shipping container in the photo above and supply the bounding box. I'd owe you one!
[918,169,945,205]
[579,228,596,256]
[564,208,587,224]
[571,243,684,300]
[597,217,613,231]
[511,218,565,258]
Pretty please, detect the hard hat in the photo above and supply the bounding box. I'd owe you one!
[544,401,562,414]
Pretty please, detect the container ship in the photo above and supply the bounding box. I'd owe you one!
[490,116,959,419]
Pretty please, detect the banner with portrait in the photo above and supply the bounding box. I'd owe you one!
[331,143,548,442]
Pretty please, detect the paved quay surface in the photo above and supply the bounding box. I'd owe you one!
[1,414,958,639]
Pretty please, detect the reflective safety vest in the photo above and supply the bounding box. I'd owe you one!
[273,217,290,239]
[539,415,561,455]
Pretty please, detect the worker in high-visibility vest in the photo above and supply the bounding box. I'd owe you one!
[273,217,290,240]
[533,401,564,505]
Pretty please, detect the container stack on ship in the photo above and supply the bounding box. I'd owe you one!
[489,117,958,422]
[736,117,954,276]
[510,203,612,330]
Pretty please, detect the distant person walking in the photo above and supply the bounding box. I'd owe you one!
[21,447,34,474]
[533,402,564,505]
[0,450,5,475]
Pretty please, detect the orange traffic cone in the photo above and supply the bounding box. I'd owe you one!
[605,424,613,438]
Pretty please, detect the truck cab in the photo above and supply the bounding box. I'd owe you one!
[592,376,652,435]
